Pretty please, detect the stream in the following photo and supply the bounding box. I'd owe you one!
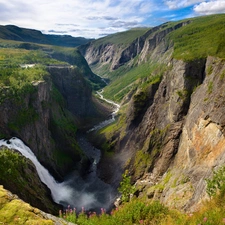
[0,90,120,213]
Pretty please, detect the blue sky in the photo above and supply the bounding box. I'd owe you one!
[0,0,225,38]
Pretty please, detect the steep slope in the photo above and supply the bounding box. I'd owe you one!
[83,14,225,211]
[0,148,60,214]
[78,28,150,76]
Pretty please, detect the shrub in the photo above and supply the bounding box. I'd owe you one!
[206,165,225,197]
[118,170,136,202]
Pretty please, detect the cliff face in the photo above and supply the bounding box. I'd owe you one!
[0,80,59,175]
[0,148,60,214]
[81,17,225,212]
[79,21,190,74]
[124,59,225,211]
[162,57,225,211]
[48,66,110,127]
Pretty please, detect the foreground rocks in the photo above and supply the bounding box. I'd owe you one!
[0,185,75,225]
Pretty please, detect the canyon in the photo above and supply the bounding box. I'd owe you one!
[0,13,225,224]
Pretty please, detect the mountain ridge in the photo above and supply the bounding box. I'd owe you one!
[0,24,93,47]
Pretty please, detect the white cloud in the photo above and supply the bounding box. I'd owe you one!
[0,0,156,38]
[194,0,225,15]
[164,0,205,9]
[1,0,224,38]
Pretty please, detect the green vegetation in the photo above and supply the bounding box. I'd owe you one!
[134,150,152,178]
[0,40,105,93]
[0,148,26,184]
[103,62,164,102]
[61,189,225,225]
[220,70,225,80]
[176,89,190,100]
[206,165,225,197]
[0,24,92,47]
[168,14,225,61]
[8,107,39,131]
[0,48,53,102]
[0,187,54,225]
[148,171,172,194]
[207,81,213,94]
[90,28,149,48]
[118,170,136,202]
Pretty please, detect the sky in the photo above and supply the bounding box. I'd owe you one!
[0,0,225,39]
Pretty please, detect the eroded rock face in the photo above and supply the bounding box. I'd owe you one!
[130,57,225,212]
[123,58,206,177]
[48,66,110,127]
[161,57,225,211]
[79,21,190,74]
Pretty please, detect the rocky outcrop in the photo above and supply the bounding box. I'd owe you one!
[123,58,206,176]
[0,148,60,214]
[0,185,74,225]
[161,56,225,211]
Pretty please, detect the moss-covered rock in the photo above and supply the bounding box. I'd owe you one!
[0,148,60,215]
[0,185,73,225]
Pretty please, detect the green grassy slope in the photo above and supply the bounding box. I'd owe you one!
[90,27,150,48]
[168,14,225,61]
[94,14,225,102]
[0,40,105,91]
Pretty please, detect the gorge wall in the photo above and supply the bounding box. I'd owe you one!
[80,17,225,212]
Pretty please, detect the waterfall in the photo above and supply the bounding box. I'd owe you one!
[0,88,119,212]
[0,137,116,211]
[0,137,73,204]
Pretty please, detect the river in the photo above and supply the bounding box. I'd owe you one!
[88,90,120,133]
[0,90,120,213]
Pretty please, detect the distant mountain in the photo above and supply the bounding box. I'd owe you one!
[0,25,93,47]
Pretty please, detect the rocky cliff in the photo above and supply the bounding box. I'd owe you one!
[0,148,60,214]
[80,14,225,212]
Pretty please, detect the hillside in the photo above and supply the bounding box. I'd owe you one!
[0,25,93,47]
[80,14,225,102]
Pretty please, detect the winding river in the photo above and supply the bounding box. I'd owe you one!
[0,90,120,212]
[88,90,120,133]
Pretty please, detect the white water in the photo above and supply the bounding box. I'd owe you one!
[88,90,120,133]
[0,137,116,211]
[0,89,119,211]
[0,138,73,204]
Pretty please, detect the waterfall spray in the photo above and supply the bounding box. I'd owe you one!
[0,137,116,212]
